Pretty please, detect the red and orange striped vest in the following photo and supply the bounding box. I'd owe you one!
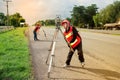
[64,26,81,48]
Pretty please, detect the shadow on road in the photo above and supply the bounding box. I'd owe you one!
[65,66,120,80]
[49,66,91,80]
[85,67,120,80]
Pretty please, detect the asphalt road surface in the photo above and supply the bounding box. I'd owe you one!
[28,26,120,80]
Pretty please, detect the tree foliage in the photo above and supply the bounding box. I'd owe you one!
[71,4,98,28]
[0,13,6,26]
[93,1,120,27]
[35,20,45,26]
[36,19,55,26]
[19,18,25,23]
[45,19,55,26]
[70,1,120,29]
[10,12,25,27]
[0,12,26,27]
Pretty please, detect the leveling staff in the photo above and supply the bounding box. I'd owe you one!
[61,20,85,68]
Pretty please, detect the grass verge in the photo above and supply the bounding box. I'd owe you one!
[0,27,32,80]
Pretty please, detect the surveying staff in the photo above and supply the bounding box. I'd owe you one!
[61,19,85,68]
[33,23,41,41]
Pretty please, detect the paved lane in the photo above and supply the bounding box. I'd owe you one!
[29,26,120,80]
[81,31,120,70]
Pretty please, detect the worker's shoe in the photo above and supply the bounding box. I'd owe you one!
[34,38,39,41]
[63,64,70,68]
[36,39,39,41]
[81,62,85,68]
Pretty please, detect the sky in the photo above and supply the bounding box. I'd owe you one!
[0,0,116,25]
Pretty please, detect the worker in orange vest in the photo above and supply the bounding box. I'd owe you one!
[33,23,41,41]
[61,19,85,68]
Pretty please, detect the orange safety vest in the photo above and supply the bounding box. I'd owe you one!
[64,26,81,48]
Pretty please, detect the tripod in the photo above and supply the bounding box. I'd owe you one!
[46,25,61,64]
[46,24,74,78]
[46,25,61,78]
[46,24,74,63]
[46,16,74,77]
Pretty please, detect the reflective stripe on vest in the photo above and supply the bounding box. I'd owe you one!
[64,26,73,42]
[65,32,73,39]
[70,36,80,48]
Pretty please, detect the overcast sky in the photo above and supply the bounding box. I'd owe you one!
[0,0,116,25]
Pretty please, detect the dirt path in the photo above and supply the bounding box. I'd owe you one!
[28,26,120,80]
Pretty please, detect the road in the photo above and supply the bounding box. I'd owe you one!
[28,26,120,80]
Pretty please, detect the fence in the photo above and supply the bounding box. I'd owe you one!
[0,26,14,32]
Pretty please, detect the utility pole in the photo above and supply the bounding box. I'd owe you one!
[3,0,12,26]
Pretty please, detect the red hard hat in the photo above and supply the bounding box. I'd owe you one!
[61,19,70,26]
[36,23,41,26]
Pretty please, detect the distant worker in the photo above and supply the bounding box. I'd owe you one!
[61,19,85,68]
[33,23,41,41]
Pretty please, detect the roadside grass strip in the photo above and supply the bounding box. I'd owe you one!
[0,28,32,80]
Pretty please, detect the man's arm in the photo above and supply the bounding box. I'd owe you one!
[70,27,78,43]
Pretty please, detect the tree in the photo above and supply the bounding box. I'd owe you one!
[10,17,18,27]
[45,19,55,26]
[36,20,45,26]
[93,14,102,28]
[71,4,98,28]
[71,5,86,27]
[86,4,98,28]
[0,13,6,26]
[10,13,25,27]
[36,19,55,26]
[97,1,120,25]
[19,18,25,23]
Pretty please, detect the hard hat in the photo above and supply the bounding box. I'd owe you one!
[36,23,41,26]
[61,19,70,26]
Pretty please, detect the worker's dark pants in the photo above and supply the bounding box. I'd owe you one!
[66,42,85,65]
[33,31,38,40]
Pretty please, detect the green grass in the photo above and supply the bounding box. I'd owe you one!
[0,28,32,80]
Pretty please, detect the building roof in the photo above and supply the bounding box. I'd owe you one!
[104,21,120,27]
